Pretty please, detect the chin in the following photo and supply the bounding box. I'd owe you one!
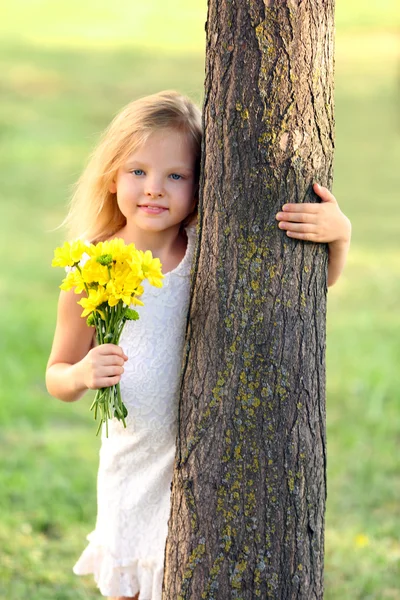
[137,221,170,232]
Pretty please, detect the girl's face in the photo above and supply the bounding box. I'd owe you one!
[110,128,197,234]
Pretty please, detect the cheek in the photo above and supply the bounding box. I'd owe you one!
[182,190,196,213]
[116,197,128,217]
[116,177,140,198]
[183,180,196,201]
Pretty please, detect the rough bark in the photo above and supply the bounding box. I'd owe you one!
[163,0,334,598]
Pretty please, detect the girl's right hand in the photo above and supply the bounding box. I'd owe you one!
[80,344,128,390]
[46,290,129,402]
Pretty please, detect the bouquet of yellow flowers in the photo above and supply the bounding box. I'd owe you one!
[52,238,164,435]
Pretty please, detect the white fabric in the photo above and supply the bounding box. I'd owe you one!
[73,225,197,598]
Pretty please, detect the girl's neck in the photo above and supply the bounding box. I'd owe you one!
[116,223,181,251]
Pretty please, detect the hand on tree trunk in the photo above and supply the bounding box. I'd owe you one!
[276,182,351,286]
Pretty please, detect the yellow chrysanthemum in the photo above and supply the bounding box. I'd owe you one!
[131,290,145,306]
[52,236,167,436]
[111,261,143,294]
[78,287,109,317]
[60,268,86,293]
[138,250,164,288]
[52,240,87,268]
[53,238,163,318]
[87,241,117,261]
[86,241,106,259]
[106,238,132,263]
[126,253,146,279]
[70,240,89,262]
[81,258,110,286]
[106,274,144,306]
[106,293,121,308]
[87,238,144,269]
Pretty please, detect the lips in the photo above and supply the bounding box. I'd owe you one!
[138,205,168,214]
[139,204,167,209]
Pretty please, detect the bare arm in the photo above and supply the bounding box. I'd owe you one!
[326,237,351,287]
[46,289,127,402]
[276,183,351,287]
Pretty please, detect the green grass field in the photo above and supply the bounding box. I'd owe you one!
[1,1,399,598]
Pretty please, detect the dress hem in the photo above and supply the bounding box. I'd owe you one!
[73,532,164,599]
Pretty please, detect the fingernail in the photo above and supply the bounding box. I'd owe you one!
[276,212,283,219]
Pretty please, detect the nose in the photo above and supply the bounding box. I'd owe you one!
[145,176,165,198]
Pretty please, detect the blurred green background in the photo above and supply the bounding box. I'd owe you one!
[0,1,399,598]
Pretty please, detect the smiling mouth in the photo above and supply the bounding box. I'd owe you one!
[138,205,168,213]
[139,205,167,209]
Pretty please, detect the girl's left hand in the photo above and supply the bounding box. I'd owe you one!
[275,183,351,244]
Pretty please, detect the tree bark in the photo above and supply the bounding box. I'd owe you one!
[163,1,334,598]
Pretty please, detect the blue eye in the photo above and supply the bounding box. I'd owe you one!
[170,173,182,180]
[133,169,144,176]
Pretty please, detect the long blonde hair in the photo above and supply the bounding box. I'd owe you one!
[64,90,202,242]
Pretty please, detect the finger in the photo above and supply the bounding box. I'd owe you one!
[286,231,319,241]
[96,344,127,359]
[276,211,317,224]
[89,350,125,369]
[279,222,317,233]
[93,374,123,389]
[99,365,125,377]
[281,203,320,213]
[115,345,128,361]
[118,347,129,361]
[313,182,336,203]
[98,355,126,367]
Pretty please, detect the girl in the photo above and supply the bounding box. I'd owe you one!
[46,90,351,600]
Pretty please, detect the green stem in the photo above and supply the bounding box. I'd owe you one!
[88,302,130,437]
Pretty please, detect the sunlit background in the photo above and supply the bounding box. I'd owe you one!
[1,1,399,598]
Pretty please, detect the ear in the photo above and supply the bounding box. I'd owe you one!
[109,179,117,194]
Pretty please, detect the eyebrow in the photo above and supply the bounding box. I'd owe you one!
[125,160,194,173]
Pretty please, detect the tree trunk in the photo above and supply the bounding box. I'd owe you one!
[163,1,334,598]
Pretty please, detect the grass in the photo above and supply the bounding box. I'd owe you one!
[1,2,399,598]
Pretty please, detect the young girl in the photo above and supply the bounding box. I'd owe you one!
[46,90,351,600]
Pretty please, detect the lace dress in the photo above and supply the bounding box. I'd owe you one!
[73,225,197,598]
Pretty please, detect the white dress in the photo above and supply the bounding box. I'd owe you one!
[73,225,197,599]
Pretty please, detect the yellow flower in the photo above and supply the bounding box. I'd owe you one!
[106,293,121,308]
[52,240,87,267]
[115,261,143,292]
[107,238,131,262]
[70,240,88,262]
[87,241,117,261]
[81,258,110,286]
[127,253,146,279]
[131,295,145,306]
[138,250,164,288]
[60,269,86,293]
[86,241,106,259]
[106,275,143,306]
[78,287,109,317]
[354,534,370,548]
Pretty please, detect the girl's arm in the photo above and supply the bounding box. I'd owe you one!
[46,290,127,402]
[275,183,351,287]
[325,237,351,287]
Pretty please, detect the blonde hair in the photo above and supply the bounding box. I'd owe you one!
[63,90,202,242]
